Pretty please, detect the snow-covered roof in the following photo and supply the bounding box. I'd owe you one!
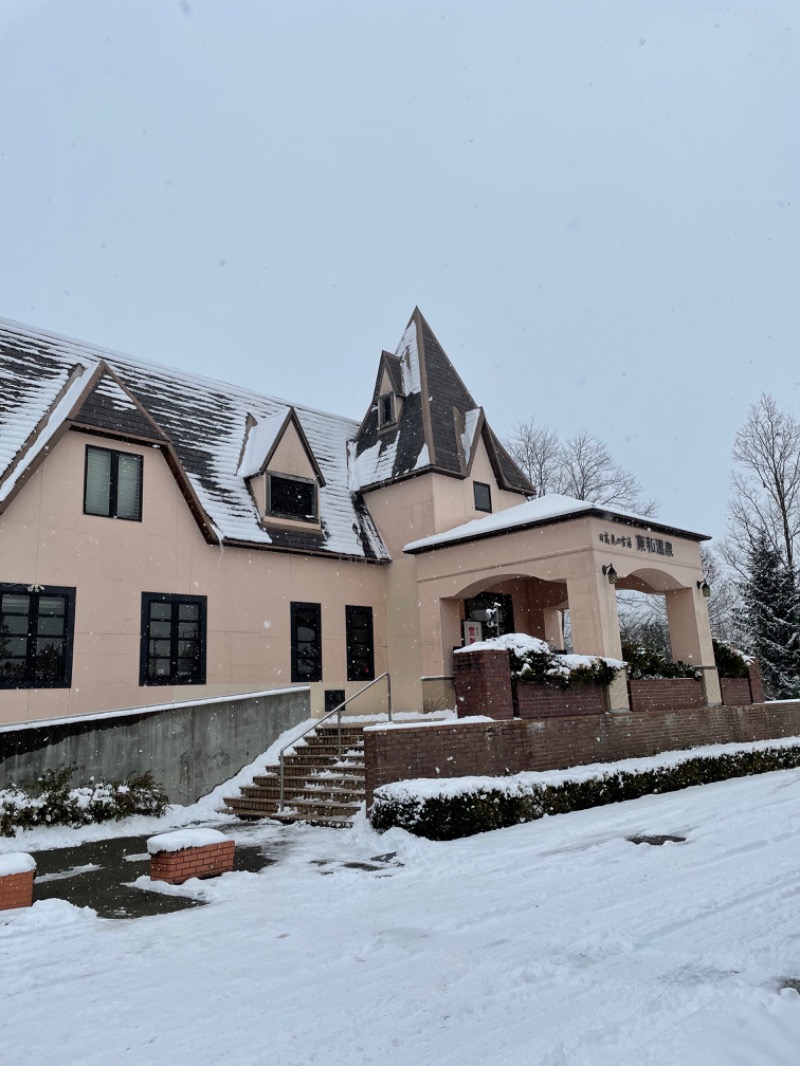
[0,318,388,561]
[349,308,532,496]
[237,411,290,479]
[404,494,709,553]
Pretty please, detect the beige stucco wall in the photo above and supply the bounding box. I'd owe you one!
[363,439,526,710]
[0,429,388,725]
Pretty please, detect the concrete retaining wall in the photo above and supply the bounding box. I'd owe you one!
[0,688,310,805]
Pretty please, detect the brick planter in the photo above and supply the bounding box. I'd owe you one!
[515,682,605,719]
[0,853,36,911]
[720,678,753,706]
[148,829,235,885]
[454,648,514,719]
[628,678,704,713]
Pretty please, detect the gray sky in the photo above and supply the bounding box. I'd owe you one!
[1,0,798,539]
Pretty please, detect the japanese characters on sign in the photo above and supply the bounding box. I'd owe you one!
[597,531,674,557]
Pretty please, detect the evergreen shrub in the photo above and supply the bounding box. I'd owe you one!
[370,745,800,840]
[712,639,751,679]
[621,642,698,680]
[0,765,168,837]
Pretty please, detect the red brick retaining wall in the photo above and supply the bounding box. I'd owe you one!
[627,678,704,713]
[720,678,753,705]
[150,840,235,885]
[364,701,800,807]
[516,682,605,719]
[0,870,35,911]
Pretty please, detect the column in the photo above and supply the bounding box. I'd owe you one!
[567,567,629,711]
[665,587,721,707]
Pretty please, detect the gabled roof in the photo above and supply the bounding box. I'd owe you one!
[0,318,388,561]
[237,407,325,485]
[349,308,534,495]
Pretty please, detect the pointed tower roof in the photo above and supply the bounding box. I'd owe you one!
[350,308,533,495]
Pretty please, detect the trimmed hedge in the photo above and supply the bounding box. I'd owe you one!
[0,765,169,838]
[370,744,800,840]
[621,642,697,680]
[713,639,751,679]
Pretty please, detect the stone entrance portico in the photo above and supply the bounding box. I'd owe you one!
[404,496,719,712]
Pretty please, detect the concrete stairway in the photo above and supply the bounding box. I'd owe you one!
[222,724,366,828]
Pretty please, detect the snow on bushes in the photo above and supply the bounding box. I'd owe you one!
[456,633,624,688]
[370,742,800,840]
[0,766,168,838]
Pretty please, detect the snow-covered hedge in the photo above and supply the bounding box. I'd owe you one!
[370,744,800,840]
[620,642,698,680]
[713,639,752,679]
[0,766,168,838]
[457,634,624,689]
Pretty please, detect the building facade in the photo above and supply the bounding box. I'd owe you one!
[0,310,717,727]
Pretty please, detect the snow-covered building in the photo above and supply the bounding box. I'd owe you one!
[0,309,718,727]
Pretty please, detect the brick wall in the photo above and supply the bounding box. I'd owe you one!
[454,649,514,719]
[364,701,800,806]
[150,840,235,885]
[0,870,35,911]
[516,682,605,719]
[748,662,765,703]
[720,678,753,705]
[627,678,704,713]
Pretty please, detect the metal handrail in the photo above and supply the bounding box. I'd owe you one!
[278,672,392,812]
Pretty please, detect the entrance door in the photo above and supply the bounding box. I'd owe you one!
[464,593,515,640]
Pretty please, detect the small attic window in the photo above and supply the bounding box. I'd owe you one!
[378,393,396,428]
[267,473,318,522]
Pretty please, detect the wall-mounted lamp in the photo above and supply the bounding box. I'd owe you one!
[696,579,711,599]
[602,564,618,585]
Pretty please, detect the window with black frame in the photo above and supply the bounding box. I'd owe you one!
[0,585,75,688]
[84,445,143,521]
[291,601,322,682]
[346,605,374,682]
[267,473,317,521]
[140,593,206,685]
[473,481,492,513]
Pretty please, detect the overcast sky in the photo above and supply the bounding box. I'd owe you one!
[1,0,798,540]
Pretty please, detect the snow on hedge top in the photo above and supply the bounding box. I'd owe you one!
[454,632,551,656]
[0,852,36,876]
[404,494,706,553]
[147,828,229,855]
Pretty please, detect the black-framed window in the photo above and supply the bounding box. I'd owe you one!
[346,605,374,682]
[291,601,322,682]
[267,473,318,521]
[0,585,75,689]
[465,592,514,640]
[378,393,396,427]
[473,481,492,513]
[140,593,206,686]
[84,445,143,521]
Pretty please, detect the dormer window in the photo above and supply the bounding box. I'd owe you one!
[378,393,396,428]
[267,473,318,522]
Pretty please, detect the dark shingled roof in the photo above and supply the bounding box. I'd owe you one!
[350,308,534,495]
[0,318,388,561]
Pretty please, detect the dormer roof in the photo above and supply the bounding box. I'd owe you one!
[349,308,534,495]
[237,407,325,485]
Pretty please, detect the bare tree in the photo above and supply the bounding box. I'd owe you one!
[558,431,657,515]
[505,420,561,497]
[724,394,800,575]
[505,421,657,515]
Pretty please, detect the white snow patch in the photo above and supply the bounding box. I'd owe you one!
[0,853,36,877]
[147,828,229,855]
[236,411,287,478]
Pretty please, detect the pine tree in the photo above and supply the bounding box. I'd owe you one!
[739,532,800,699]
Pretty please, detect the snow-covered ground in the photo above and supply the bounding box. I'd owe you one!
[2,768,800,1064]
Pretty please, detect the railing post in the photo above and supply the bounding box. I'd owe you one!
[337,705,342,757]
[386,672,393,722]
[279,757,285,813]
